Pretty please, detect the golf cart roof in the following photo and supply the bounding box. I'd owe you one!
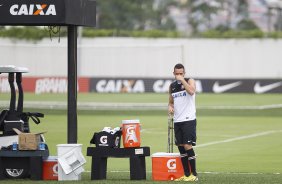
[0,65,29,73]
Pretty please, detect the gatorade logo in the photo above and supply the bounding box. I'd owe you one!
[127,126,135,135]
[167,159,176,170]
[100,136,108,144]
[10,4,56,15]
[53,163,58,175]
[125,125,138,143]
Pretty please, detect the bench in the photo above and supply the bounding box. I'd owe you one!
[87,147,150,180]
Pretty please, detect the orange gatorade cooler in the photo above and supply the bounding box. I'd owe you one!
[151,152,184,181]
[42,156,58,180]
[122,119,141,148]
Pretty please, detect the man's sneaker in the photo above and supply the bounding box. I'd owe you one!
[174,175,189,181]
[185,174,198,181]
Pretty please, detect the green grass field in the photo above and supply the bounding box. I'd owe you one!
[0,93,282,183]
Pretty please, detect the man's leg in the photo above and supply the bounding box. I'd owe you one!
[184,144,197,176]
[178,146,190,177]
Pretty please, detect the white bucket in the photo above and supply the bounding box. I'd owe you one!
[56,144,86,181]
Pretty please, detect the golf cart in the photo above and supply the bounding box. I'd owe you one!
[0,65,48,179]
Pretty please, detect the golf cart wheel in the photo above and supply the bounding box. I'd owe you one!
[4,168,28,179]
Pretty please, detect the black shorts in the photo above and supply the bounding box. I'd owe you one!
[174,119,197,146]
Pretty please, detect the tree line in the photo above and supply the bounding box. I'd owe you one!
[1,0,282,40]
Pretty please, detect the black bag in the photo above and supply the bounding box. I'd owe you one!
[90,131,122,148]
[4,120,24,135]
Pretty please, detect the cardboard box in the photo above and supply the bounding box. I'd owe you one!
[13,128,46,150]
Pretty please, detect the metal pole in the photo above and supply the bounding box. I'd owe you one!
[67,25,78,143]
[167,115,174,153]
[77,26,83,77]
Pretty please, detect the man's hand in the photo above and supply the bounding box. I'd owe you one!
[168,104,174,116]
[175,75,185,83]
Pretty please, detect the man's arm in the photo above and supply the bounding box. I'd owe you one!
[176,76,196,95]
[168,85,174,115]
[183,78,196,96]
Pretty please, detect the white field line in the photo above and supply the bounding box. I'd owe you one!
[83,170,281,175]
[84,130,281,176]
[196,130,282,148]
[83,130,282,176]
[199,104,282,110]
[0,101,282,110]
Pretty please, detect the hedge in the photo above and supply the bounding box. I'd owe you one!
[1,26,282,41]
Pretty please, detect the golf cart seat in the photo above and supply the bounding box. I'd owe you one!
[0,65,45,135]
[0,65,46,138]
[0,65,29,135]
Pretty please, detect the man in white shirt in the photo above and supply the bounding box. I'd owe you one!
[168,63,198,182]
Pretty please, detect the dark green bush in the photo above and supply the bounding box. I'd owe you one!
[200,29,265,39]
[267,31,282,39]
[82,28,180,38]
[0,27,47,40]
[1,27,282,40]
[82,28,114,37]
[237,19,260,30]
[0,26,67,41]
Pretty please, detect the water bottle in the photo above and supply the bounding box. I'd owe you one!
[39,142,45,150]
[12,142,18,151]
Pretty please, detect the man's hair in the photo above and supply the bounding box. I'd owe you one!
[174,63,185,71]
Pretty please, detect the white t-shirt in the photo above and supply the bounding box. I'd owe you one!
[170,79,196,123]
